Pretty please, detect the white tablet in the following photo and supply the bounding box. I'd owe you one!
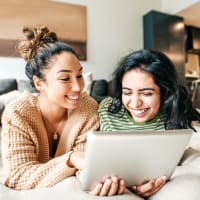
[81,129,192,190]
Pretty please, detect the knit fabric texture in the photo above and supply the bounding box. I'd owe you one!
[1,92,99,190]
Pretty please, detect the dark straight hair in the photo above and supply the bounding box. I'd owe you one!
[109,49,200,131]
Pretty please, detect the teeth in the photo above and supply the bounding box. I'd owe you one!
[67,96,79,100]
[131,108,148,114]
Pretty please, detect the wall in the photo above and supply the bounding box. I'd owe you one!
[0,0,162,80]
[161,0,199,13]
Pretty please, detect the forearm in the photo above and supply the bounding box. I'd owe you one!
[2,125,76,190]
[4,153,76,190]
[66,151,85,170]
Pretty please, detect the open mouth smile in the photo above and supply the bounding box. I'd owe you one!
[129,108,150,116]
[65,95,80,103]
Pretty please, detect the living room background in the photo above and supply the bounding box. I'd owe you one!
[0,0,198,80]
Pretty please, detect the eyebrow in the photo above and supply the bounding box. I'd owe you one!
[56,66,83,73]
[122,87,156,91]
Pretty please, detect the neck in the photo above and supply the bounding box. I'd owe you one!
[38,95,67,124]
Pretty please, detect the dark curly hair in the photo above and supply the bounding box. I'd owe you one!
[109,49,200,131]
[17,26,78,88]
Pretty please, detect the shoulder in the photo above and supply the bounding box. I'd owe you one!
[4,93,38,112]
[2,93,38,122]
[98,96,113,112]
[98,97,126,121]
[78,92,98,114]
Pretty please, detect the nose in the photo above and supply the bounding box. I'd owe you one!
[71,79,82,92]
[130,94,142,108]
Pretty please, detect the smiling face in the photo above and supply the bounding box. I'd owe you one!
[122,68,161,123]
[37,51,85,110]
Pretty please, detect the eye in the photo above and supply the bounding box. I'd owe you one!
[143,92,153,96]
[77,74,83,79]
[60,77,70,82]
[122,91,132,96]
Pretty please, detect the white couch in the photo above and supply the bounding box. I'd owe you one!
[1,127,200,200]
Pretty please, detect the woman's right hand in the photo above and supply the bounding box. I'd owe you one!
[70,154,126,196]
[88,176,126,196]
[67,151,85,170]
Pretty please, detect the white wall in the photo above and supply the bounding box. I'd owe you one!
[82,0,161,80]
[0,0,162,80]
[161,0,199,13]
[0,58,27,80]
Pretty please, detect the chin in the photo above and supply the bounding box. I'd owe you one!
[67,103,79,110]
[134,119,147,123]
[133,116,150,123]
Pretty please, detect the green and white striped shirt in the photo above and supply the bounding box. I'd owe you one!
[98,97,165,131]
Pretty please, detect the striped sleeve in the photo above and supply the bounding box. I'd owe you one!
[98,97,113,131]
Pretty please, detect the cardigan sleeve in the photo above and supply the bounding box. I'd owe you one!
[1,93,99,190]
[1,103,76,190]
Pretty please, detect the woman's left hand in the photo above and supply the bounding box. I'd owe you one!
[131,176,166,198]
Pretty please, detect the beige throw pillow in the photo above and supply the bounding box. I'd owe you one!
[83,72,93,95]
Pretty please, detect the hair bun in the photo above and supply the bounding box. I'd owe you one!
[18,26,58,61]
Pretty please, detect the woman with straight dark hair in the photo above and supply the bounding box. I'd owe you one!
[106,49,199,130]
[99,49,200,199]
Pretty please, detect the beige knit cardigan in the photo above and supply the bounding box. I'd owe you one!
[1,92,99,190]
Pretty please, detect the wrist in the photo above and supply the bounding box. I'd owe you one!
[66,151,75,168]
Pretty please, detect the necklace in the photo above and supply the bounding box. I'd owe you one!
[41,108,67,157]
[41,110,67,140]
[53,117,66,140]
[37,97,68,156]
[43,115,66,141]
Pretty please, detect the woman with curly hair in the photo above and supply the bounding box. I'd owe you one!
[1,26,126,196]
[99,49,200,199]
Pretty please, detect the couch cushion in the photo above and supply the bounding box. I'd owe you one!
[0,177,142,200]
[0,90,21,105]
[83,72,93,95]
[0,103,4,123]
[0,90,22,125]
[0,79,17,94]
[149,174,200,200]
[90,79,108,104]
[17,79,37,93]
